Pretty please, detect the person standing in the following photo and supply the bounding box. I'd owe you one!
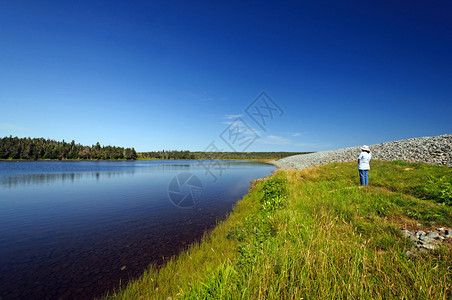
[358,145,371,186]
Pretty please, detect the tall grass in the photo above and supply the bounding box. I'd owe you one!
[104,160,452,299]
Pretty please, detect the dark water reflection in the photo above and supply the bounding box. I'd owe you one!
[0,160,274,300]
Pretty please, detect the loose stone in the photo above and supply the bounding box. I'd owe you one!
[273,134,452,170]
[416,231,426,237]
[427,232,440,239]
[400,227,451,253]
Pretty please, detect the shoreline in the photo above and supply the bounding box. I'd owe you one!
[0,159,274,300]
[0,158,277,162]
[105,159,452,299]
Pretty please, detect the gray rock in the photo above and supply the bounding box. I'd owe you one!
[273,134,452,170]
[427,232,440,239]
[420,237,435,244]
[416,231,426,237]
[421,243,437,250]
[402,229,412,238]
[401,227,452,253]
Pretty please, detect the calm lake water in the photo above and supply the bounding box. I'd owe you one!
[0,160,275,300]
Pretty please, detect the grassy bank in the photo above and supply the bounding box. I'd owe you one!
[105,160,452,299]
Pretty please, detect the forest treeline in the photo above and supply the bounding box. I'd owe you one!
[138,151,311,160]
[0,136,137,160]
[1,136,310,161]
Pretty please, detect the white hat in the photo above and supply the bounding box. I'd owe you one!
[360,145,370,151]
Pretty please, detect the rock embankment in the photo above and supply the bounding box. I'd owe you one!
[273,134,452,170]
[402,227,452,256]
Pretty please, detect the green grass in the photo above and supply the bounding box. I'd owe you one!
[104,160,452,299]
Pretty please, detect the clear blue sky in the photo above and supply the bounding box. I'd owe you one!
[1,1,451,152]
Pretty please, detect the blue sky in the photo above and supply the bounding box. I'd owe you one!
[0,1,451,152]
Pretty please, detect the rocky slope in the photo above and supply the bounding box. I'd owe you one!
[273,134,452,170]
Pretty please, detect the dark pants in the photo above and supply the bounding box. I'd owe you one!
[359,170,369,186]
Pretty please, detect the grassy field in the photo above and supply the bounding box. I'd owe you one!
[104,160,452,299]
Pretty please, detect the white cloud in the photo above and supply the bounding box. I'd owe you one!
[223,114,243,120]
[258,135,292,145]
[187,91,227,102]
[0,123,29,131]
[256,133,333,149]
[291,132,301,137]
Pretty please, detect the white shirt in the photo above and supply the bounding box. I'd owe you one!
[358,152,371,170]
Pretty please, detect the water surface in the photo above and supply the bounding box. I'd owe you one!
[0,160,274,299]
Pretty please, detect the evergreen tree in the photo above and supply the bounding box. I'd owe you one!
[0,136,138,160]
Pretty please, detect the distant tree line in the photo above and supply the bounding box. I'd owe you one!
[0,136,310,161]
[191,151,312,160]
[139,150,196,160]
[138,151,311,160]
[0,136,137,160]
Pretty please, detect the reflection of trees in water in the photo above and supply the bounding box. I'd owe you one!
[0,164,195,188]
[0,161,274,299]
[0,171,135,188]
[146,160,259,175]
[147,164,192,172]
[0,161,241,188]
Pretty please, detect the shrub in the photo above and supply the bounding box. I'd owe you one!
[413,176,452,206]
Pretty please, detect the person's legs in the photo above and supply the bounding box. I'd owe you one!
[359,170,365,185]
[363,170,369,186]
